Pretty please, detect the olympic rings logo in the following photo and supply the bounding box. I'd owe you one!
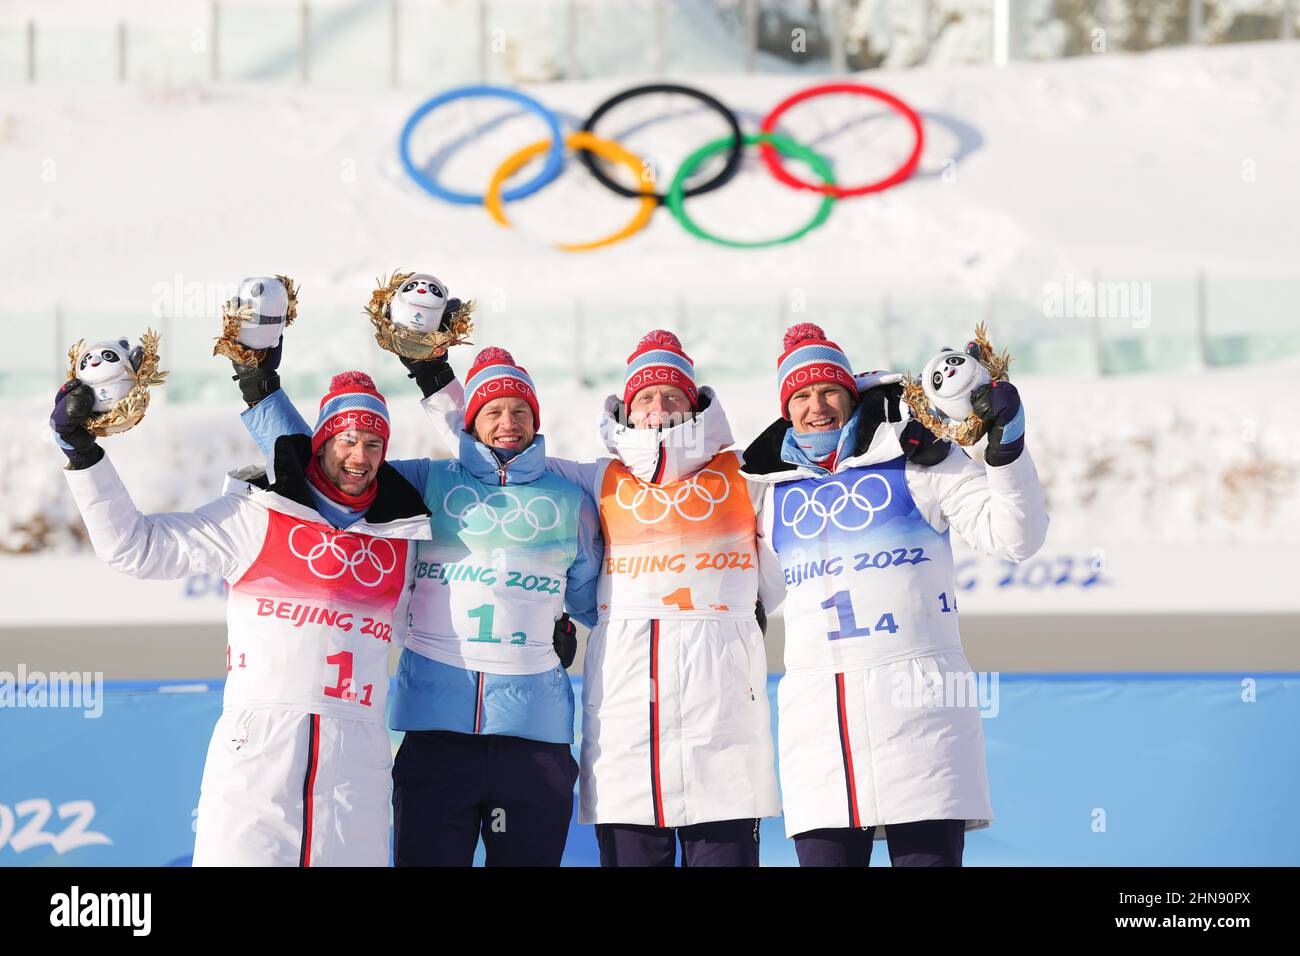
[399,81,923,252]
[613,469,730,524]
[287,525,399,587]
[443,485,562,543]
[779,473,894,540]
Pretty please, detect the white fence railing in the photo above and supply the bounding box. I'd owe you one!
[9,273,1300,403]
[2,0,1297,90]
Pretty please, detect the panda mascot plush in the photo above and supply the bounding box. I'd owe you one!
[75,338,143,412]
[920,344,992,423]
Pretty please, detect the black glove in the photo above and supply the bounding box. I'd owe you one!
[398,352,454,399]
[755,600,767,637]
[552,613,578,669]
[971,380,1025,466]
[230,337,282,406]
[50,380,103,470]
[899,418,951,466]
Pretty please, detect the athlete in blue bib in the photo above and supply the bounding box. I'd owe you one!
[742,323,1048,867]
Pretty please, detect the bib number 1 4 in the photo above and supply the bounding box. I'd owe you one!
[820,590,897,641]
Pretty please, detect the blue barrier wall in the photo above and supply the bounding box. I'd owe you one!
[2,675,1296,866]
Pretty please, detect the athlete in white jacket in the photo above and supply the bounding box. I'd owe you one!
[51,372,430,866]
[739,324,1048,866]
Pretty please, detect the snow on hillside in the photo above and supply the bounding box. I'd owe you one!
[2,41,1298,553]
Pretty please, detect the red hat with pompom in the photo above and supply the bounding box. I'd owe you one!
[312,371,391,454]
[624,329,698,410]
[776,323,856,419]
[464,346,540,430]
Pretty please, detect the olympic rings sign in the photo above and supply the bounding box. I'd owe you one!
[613,468,730,525]
[288,525,399,587]
[399,80,923,252]
[779,473,894,540]
[444,485,563,543]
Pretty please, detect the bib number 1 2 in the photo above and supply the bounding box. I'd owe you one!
[467,603,527,645]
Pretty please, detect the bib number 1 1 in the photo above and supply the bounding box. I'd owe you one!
[467,603,527,645]
[820,591,897,641]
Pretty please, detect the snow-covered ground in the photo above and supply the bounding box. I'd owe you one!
[2,40,1298,563]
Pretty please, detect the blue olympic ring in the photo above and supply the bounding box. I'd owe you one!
[399,85,566,206]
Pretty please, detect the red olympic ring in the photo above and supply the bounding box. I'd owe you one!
[758,82,925,198]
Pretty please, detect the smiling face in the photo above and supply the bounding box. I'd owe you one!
[472,397,536,454]
[389,274,448,331]
[788,382,854,433]
[318,429,384,495]
[627,384,692,430]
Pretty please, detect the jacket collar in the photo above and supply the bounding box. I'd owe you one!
[599,386,734,484]
[457,429,549,486]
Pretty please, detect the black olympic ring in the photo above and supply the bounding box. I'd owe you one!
[576,83,745,207]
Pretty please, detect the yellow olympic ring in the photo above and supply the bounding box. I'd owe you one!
[484,131,656,253]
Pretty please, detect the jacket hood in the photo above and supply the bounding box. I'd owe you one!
[599,385,734,484]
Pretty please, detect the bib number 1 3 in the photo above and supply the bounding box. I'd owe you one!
[820,590,898,641]
[467,603,527,645]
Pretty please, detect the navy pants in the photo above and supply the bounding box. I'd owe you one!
[596,819,761,867]
[794,820,965,867]
[392,729,578,867]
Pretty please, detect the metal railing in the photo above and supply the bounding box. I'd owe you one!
[2,0,1296,90]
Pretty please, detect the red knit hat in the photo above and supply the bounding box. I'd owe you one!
[777,323,856,418]
[464,347,540,430]
[312,371,391,454]
[624,329,699,410]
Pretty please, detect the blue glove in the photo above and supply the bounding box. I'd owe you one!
[50,380,103,470]
[971,381,1025,466]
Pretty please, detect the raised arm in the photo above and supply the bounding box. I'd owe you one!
[64,452,261,582]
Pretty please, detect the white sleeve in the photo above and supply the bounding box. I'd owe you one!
[63,453,265,583]
[419,378,467,454]
[906,444,1049,563]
